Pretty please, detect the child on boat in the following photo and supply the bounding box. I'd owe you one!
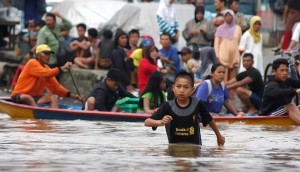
[137,71,167,114]
[144,71,225,145]
[85,68,136,111]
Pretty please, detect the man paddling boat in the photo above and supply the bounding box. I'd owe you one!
[11,44,81,108]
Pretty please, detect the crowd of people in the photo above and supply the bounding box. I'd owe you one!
[6,0,300,145]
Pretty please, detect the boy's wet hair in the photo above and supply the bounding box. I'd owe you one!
[174,71,194,87]
[272,58,289,71]
[107,68,123,82]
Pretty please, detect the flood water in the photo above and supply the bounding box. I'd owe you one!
[0,113,299,172]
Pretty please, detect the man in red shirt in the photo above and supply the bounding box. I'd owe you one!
[11,44,81,108]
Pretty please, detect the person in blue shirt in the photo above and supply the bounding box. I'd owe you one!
[159,33,181,75]
[195,63,244,116]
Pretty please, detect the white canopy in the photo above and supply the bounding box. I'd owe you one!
[98,2,195,49]
[49,0,127,36]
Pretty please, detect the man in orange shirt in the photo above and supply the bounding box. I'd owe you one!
[11,44,81,108]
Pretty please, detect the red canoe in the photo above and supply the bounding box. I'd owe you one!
[0,97,295,125]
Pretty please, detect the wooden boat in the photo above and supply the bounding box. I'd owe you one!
[0,97,149,122]
[0,97,295,125]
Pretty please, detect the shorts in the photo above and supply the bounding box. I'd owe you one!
[11,94,42,104]
[249,93,262,110]
[268,106,287,116]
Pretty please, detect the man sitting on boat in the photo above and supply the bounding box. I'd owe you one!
[11,44,82,108]
[85,68,136,112]
[260,58,300,125]
[226,53,264,115]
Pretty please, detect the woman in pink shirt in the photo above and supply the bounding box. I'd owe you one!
[214,9,242,99]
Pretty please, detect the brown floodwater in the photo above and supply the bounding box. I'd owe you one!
[0,114,299,171]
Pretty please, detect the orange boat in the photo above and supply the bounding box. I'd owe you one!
[0,97,295,125]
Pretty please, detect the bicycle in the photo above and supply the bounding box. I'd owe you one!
[264,47,300,84]
[264,47,300,104]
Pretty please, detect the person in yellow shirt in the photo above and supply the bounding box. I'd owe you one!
[11,44,81,108]
[130,35,155,87]
[130,35,155,68]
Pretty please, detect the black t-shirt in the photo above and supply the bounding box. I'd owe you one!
[99,39,114,59]
[236,68,264,97]
[150,97,213,145]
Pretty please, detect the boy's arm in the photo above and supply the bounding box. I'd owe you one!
[144,115,173,127]
[208,120,225,146]
[144,103,172,128]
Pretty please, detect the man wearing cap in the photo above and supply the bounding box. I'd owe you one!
[11,44,81,108]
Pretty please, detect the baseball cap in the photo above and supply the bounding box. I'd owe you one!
[177,47,192,55]
[36,44,54,54]
[140,35,154,48]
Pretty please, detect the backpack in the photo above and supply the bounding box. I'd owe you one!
[193,79,225,97]
[56,40,74,67]
[50,30,74,67]
[204,79,225,96]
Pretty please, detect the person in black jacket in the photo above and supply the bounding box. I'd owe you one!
[111,28,134,91]
[85,68,135,111]
[260,58,300,125]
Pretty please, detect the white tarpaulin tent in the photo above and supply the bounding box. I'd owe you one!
[98,2,194,49]
[49,0,127,36]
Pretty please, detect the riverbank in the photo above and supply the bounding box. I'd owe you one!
[0,46,276,111]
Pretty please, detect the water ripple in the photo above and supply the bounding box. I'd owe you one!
[0,113,299,171]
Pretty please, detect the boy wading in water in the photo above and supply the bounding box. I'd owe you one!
[144,71,225,145]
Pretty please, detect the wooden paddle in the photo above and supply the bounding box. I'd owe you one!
[68,68,85,107]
